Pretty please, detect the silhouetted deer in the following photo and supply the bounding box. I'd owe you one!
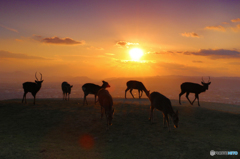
[179,77,211,106]
[61,82,73,101]
[22,72,43,105]
[125,80,150,99]
[82,81,110,105]
[98,88,114,129]
[149,91,179,131]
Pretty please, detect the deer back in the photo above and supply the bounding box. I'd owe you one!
[181,82,206,93]
[61,82,72,94]
[127,80,145,90]
[23,81,43,94]
[150,92,174,115]
[98,89,113,109]
[82,83,101,95]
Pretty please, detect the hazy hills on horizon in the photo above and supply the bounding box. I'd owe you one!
[1,71,240,105]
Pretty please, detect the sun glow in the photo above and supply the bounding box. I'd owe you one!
[129,48,144,61]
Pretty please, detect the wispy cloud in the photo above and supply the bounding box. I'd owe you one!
[115,41,139,48]
[87,46,104,50]
[0,24,18,33]
[0,50,50,60]
[231,18,240,23]
[181,32,199,38]
[105,53,115,56]
[204,25,226,32]
[33,35,85,45]
[231,24,240,32]
[183,49,240,59]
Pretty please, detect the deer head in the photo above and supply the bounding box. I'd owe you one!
[201,76,211,90]
[102,80,110,88]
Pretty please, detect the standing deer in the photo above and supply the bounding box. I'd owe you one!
[22,72,43,105]
[149,91,179,131]
[98,88,114,129]
[82,81,110,105]
[125,80,150,99]
[179,77,211,106]
[61,82,73,101]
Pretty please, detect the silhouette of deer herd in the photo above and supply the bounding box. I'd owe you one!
[22,72,211,131]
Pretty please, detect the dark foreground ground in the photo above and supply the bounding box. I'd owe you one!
[0,98,239,159]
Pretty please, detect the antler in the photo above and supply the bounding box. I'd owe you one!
[40,72,42,81]
[35,72,39,81]
[202,77,205,83]
[208,76,210,83]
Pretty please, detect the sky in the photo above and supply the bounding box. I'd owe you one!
[1,0,240,80]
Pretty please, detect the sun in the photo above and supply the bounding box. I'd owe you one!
[129,48,144,61]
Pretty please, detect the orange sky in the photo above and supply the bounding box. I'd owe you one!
[1,0,240,79]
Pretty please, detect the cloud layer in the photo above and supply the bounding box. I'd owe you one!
[116,41,139,48]
[33,35,85,45]
[0,50,49,60]
[184,49,240,59]
[204,25,225,32]
[181,32,199,38]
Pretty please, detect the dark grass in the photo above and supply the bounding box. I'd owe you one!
[0,98,239,159]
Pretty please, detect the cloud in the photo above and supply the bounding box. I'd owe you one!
[148,51,174,54]
[116,41,139,48]
[231,18,240,23]
[105,53,115,56]
[33,35,85,45]
[192,61,203,63]
[87,46,104,50]
[0,24,18,33]
[183,49,240,59]
[0,50,50,60]
[222,22,229,24]
[204,25,226,32]
[231,24,240,32]
[181,32,199,38]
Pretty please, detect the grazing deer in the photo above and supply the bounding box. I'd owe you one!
[149,91,179,131]
[125,80,150,99]
[179,77,211,106]
[22,72,43,105]
[61,81,73,101]
[82,81,110,105]
[98,88,114,129]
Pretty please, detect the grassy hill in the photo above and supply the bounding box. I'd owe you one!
[0,98,239,159]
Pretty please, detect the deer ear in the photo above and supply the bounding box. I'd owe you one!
[71,85,73,88]
[208,82,211,85]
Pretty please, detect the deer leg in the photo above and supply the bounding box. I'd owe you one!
[185,92,192,105]
[179,91,185,105]
[163,113,167,128]
[196,94,200,106]
[94,95,97,104]
[83,93,88,105]
[33,95,36,105]
[125,88,130,99]
[22,92,27,103]
[140,90,143,98]
[130,89,135,98]
[191,94,198,105]
[138,90,141,99]
[149,105,154,122]
[101,107,104,119]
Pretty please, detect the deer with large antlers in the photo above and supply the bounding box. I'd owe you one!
[125,80,150,99]
[179,77,211,106]
[82,81,110,105]
[22,72,43,105]
[149,91,179,131]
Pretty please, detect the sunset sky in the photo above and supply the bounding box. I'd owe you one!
[1,0,240,79]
